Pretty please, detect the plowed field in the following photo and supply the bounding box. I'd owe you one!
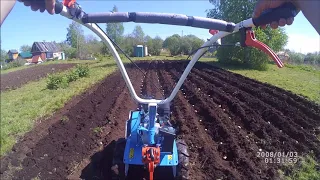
[1,60,319,180]
[0,64,76,92]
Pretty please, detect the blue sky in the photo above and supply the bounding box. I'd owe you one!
[1,0,319,54]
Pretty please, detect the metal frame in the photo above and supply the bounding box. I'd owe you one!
[57,6,255,105]
[53,3,283,179]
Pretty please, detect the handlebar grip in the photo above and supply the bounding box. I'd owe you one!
[252,2,298,27]
[54,0,63,14]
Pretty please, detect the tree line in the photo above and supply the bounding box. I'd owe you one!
[53,5,204,59]
[287,51,320,65]
[2,2,317,70]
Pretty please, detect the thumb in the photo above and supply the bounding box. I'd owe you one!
[45,0,55,14]
[252,0,266,18]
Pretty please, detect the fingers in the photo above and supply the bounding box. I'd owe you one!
[20,0,55,14]
[268,17,294,29]
[23,1,31,7]
[287,17,294,25]
[270,21,279,29]
[45,0,55,14]
[253,0,296,29]
[40,7,46,13]
[30,2,41,11]
[278,18,286,27]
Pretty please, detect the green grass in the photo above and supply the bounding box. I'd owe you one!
[279,155,320,180]
[200,59,320,104]
[1,64,32,74]
[0,59,96,75]
[92,127,103,134]
[0,58,117,156]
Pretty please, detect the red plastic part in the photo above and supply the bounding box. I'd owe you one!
[209,29,219,35]
[245,30,284,68]
[63,0,76,7]
[142,147,160,180]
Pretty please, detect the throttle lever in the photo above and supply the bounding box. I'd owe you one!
[242,28,284,68]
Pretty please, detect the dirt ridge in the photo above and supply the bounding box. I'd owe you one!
[1,60,319,180]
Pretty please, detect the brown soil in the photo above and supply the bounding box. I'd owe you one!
[1,60,319,180]
[1,64,76,92]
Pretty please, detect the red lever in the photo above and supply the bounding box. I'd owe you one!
[245,30,284,68]
[209,29,219,35]
[63,0,76,7]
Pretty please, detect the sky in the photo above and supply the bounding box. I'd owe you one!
[1,0,319,54]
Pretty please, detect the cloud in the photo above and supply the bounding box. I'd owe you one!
[286,33,320,54]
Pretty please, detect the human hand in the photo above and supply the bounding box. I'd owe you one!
[19,0,55,14]
[253,0,299,29]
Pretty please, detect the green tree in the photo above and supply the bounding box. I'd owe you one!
[66,22,85,58]
[207,0,288,70]
[58,41,77,59]
[151,36,163,56]
[20,45,31,52]
[132,25,145,44]
[287,51,305,64]
[180,36,192,55]
[121,34,136,56]
[186,35,205,52]
[305,53,318,65]
[106,6,124,44]
[1,49,8,62]
[144,36,163,56]
[145,35,153,55]
[163,34,181,56]
[84,35,104,57]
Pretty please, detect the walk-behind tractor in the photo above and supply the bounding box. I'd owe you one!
[51,1,297,179]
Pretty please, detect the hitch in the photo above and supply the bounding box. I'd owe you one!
[142,146,161,180]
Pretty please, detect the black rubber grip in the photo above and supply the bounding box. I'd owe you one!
[253,2,298,26]
[54,0,63,14]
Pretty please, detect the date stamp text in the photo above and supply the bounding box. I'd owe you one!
[256,151,299,164]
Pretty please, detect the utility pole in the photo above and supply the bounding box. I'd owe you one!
[77,33,79,58]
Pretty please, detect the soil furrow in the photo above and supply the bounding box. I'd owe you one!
[193,67,319,129]
[168,68,273,180]
[198,63,320,119]
[2,60,319,180]
[158,65,241,180]
[189,67,320,158]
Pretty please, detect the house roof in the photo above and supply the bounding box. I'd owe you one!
[31,42,61,53]
[19,52,32,58]
[8,49,18,54]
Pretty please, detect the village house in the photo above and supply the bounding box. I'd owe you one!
[7,49,19,62]
[31,42,65,63]
[18,52,33,62]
